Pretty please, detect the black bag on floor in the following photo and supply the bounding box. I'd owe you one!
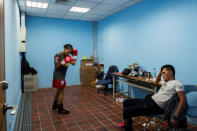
[122,68,131,76]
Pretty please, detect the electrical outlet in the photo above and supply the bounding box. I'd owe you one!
[9,120,12,128]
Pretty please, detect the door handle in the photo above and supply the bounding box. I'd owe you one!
[3,103,17,115]
[0,81,8,90]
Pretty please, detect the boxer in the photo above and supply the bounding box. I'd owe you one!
[52,44,78,114]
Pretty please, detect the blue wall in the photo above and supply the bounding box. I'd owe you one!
[3,0,197,129]
[26,16,93,88]
[98,0,197,85]
[98,0,197,125]
[4,0,21,130]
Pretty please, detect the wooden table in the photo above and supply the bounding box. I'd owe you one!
[112,73,161,99]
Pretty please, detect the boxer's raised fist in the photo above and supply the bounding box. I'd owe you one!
[72,49,78,60]
[60,56,72,65]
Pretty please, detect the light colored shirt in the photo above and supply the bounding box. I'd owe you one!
[151,79,184,109]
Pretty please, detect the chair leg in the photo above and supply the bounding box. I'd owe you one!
[155,118,164,131]
[144,117,152,131]
[104,88,107,95]
[103,85,108,95]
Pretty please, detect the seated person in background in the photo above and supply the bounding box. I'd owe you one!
[117,65,187,131]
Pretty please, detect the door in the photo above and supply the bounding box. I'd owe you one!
[0,0,6,130]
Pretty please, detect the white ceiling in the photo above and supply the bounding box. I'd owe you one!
[18,0,143,21]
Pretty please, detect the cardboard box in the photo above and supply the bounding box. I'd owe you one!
[80,59,94,68]
[81,80,92,86]
[80,67,96,81]
[80,67,96,86]
[90,56,94,60]
[96,64,104,73]
[89,81,97,88]
[23,74,38,92]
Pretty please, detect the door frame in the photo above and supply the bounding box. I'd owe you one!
[0,0,6,130]
[0,0,5,80]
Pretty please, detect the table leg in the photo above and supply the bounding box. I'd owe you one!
[113,75,115,99]
[128,85,130,97]
[153,86,157,123]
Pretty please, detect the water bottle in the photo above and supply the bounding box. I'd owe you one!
[153,68,156,77]
[153,68,156,81]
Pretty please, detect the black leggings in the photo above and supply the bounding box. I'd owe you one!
[123,97,164,131]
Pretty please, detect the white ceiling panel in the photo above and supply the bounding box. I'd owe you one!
[122,0,143,8]
[110,6,125,14]
[63,15,80,20]
[81,0,105,3]
[83,13,100,19]
[65,12,83,17]
[46,14,64,18]
[26,7,47,13]
[26,12,45,17]
[48,3,71,11]
[87,9,108,15]
[18,0,143,21]
[28,0,51,2]
[102,0,131,6]
[50,0,77,5]
[47,9,66,15]
[73,1,98,8]
[79,17,96,21]
[94,3,116,11]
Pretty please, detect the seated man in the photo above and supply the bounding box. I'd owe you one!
[117,65,187,131]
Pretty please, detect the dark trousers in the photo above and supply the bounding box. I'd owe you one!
[123,97,164,131]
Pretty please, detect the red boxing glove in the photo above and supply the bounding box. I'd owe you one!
[72,49,78,60]
[64,56,72,63]
[60,56,72,65]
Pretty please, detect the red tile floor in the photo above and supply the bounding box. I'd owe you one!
[32,85,197,131]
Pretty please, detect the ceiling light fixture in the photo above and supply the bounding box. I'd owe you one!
[70,7,90,13]
[26,1,48,8]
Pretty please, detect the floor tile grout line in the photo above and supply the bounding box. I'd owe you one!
[48,89,63,131]
[51,88,82,131]
[35,94,42,130]
[32,86,197,131]
[44,95,56,131]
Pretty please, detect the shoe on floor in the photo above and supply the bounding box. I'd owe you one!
[58,104,70,114]
[58,108,70,114]
[52,100,58,110]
